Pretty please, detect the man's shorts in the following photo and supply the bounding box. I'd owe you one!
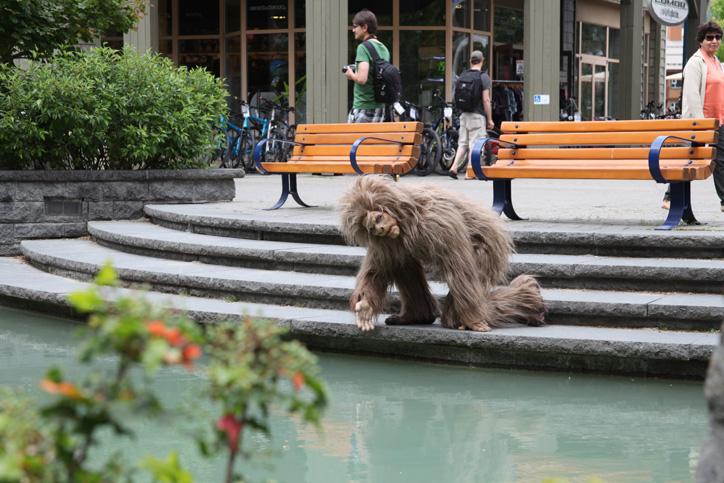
[457,112,487,150]
[347,108,385,123]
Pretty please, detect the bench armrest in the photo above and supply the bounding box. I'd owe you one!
[254,138,306,175]
[350,136,406,175]
[470,138,519,180]
[648,135,705,183]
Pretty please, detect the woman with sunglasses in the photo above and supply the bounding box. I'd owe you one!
[663,21,724,212]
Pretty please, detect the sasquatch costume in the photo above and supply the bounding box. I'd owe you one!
[336,175,547,332]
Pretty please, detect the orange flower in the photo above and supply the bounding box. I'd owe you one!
[163,327,186,347]
[40,380,83,400]
[292,372,305,391]
[146,320,166,337]
[182,344,202,361]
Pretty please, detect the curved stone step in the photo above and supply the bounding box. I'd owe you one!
[89,220,724,294]
[144,203,724,259]
[20,238,724,331]
[0,257,717,380]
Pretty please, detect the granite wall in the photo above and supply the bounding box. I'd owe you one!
[0,169,244,256]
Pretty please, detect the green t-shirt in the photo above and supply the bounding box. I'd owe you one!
[353,40,390,109]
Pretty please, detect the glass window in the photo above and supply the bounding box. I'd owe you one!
[158,0,172,36]
[580,62,593,120]
[608,28,620,60]
[594,64,606,120]
[295,0,305,28]
[452,0,470,29]
[400,0,445,26]
[452,31,471,78]
[225,37,242,100]
[293,32,306,122]
[180,39,220,77]
[494,7,524,46]
[179,0,219,36]
[247,0,289,30]
[581,23,606,56]
[670,78,682,89]
[472,34,490,73]
[247,33,289,104]
[225,0,241,33]
[159,39,173,59]
[399,30,445,107]
[607,61,619,120]
[348,1,392,27]
[474,0,491,32]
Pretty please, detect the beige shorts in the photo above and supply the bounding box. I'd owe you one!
[457,112,486,151]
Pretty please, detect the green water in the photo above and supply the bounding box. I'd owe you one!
[0,306,708,483]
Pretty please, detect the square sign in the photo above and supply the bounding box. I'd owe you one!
[533,94,550,105]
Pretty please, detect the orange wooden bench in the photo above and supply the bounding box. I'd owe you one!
[466,119,719,230]
[253,122,423,209]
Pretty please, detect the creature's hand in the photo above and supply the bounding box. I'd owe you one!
[354,298,375,331]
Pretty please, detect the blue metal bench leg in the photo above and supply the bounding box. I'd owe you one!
[657,182,700,230]
[264,174,316,211]
[492,180,524,220]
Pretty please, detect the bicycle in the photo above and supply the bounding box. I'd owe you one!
[428,96,460,175]
[204,110,251,169]
[398,101,441,177]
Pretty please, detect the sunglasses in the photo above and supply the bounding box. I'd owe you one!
[705,34,722,41]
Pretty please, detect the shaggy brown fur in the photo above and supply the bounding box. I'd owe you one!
[336,175,547,331]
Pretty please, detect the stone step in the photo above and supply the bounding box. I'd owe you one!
[89,220,724,294]
[0,256,717,380]
[144,203,724,259]
[20,238,724,331]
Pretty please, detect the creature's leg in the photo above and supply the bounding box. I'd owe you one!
[440,265,492,332]
[350,259,390,331]
[385,259,440,326]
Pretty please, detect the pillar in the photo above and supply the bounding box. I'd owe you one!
[306,0,348,124]
[619,0,644,120]
[123,3,159,53]
[523,0,560,122]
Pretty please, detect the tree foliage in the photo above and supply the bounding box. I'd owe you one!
[0,0,147,66]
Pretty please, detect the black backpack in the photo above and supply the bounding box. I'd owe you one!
[454,69,483,112]
[363,40,402,104]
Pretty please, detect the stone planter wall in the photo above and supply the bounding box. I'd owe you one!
[0,169,244,256]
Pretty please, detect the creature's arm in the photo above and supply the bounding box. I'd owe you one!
[350,256,389,331]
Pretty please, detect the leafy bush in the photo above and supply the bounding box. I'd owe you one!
[0,46,225,170]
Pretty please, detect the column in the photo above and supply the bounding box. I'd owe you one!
[123,3,159,53]
[523,0,560,122]
[649,22,667,109]
[619,0,644,120]
[306,0,348,124]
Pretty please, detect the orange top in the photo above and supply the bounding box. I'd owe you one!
[702,49,724,124]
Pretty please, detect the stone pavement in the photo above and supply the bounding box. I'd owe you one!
[1,172,723,379]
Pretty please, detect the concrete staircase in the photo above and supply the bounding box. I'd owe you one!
[3,202,723,379]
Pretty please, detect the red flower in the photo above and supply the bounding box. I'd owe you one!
[163,327,186,347]
[216,415,243,453]
[292,371,304,391]
[146,320,166,337]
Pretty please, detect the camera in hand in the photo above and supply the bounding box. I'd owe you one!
[342,64,356,73]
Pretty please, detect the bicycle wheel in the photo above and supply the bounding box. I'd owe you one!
[238,128,256,171]
[260,128,288,164]
[222,130,240,168]
[203,128,227,168]
[413,127,441,176]
[434,128,458,175]
[285,124,296,161]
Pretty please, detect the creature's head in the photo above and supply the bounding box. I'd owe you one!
[336,175,419,247]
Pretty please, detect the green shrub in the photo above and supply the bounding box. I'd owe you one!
[0,46,225,170]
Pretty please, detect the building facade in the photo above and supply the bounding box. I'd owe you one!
[118,0,709,124]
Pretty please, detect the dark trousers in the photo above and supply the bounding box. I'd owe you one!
[663,125,724,204]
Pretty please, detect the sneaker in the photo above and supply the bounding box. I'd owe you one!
[721,204,724,212]
[661,199,670,210]
[448,170,458,179]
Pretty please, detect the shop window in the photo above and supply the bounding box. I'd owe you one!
[225,37,242,101]
[581,23,606,56]
[225,0,241,33]
[293,32,306,123]
[247,33,289,105]
[494,7,524,46]
[607,61,619,120]
[159,39,173,60]
[452,31,471,78]
[295,0,305,28]
[400,0,445,26]
[158,0,172,36]
[348,1,392,26]
[473,0,491,32]
[452,0,470,29]
[247,0,288,30]
[179,0,219,35]
[101,29,123,50]
[179,39,220,77]
[399,30,445,106]
[608,28,620,60]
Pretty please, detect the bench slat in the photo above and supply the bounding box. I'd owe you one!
[474,165,713,181]
[500,131,718,146]
[501,119,719,133]
[287,155,418,163]
[292,145,420,157]
[497,146,716,160]
[261,159,416,174]
[486,160,713,169]
[296,122,423,134]
[294,132,423,145]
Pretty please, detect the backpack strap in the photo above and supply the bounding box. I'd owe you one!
[362,40,381,62]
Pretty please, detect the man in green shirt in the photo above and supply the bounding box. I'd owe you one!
[344,9,389,123]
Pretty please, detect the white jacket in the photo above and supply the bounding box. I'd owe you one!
[682,49,708,119]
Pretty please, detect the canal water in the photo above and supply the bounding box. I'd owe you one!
[0,306,708,482]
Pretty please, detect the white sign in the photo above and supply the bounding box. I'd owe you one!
[649,0,688,27]
[533,95,550,105]
[516,60,524,76]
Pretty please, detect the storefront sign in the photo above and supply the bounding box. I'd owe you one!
[533,95,550,105]
[649,0,688,27]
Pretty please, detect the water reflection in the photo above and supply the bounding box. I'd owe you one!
[0,307,706,483]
